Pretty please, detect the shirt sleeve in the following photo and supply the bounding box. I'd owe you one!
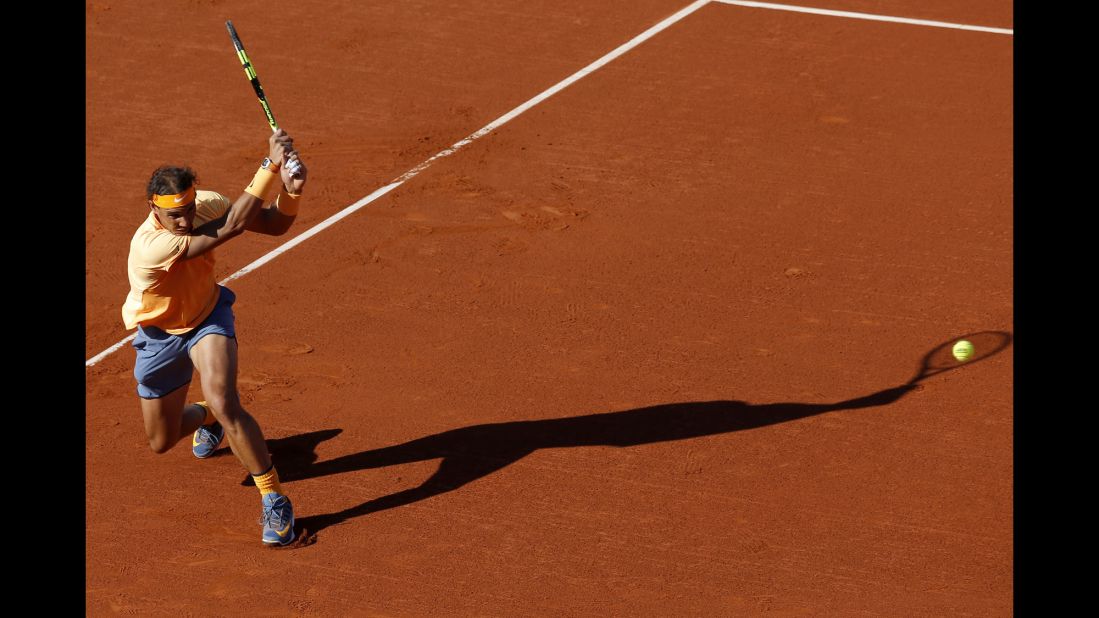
[195,191,232,225]
[133,228,191,273]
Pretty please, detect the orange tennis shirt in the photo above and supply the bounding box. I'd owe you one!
[122,190,233,334]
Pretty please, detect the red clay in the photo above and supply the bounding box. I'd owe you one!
[87,1,1012,615]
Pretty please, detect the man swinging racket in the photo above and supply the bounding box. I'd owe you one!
[121,128,307,546]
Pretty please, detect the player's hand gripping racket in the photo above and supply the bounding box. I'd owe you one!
[225,20,301,176]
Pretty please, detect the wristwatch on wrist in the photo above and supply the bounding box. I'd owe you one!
[261,157,280,172]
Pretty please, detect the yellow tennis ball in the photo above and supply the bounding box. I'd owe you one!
[952,339,974,362]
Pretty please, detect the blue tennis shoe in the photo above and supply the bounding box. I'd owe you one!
[261,493,296,546]
[192,420,225,459]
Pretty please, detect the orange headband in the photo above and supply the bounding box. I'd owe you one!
[151,185,196,209]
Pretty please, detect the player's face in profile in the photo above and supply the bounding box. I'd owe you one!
[151,201,197,235]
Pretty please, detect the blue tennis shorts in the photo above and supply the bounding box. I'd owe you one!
[132,286,237,399]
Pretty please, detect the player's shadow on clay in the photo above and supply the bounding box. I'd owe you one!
[258,384,914,541]
[258,330,1012,545]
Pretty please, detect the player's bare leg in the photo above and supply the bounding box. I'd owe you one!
[140,383,209,454]
[188,332,295,544]
[187,334,272,474]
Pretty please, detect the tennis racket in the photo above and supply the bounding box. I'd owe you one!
[226,20,301,176]
[226,20,279,131]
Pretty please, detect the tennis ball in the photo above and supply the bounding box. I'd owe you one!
[952,340,974,362]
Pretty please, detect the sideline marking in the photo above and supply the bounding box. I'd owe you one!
[714,1,1013,35]
[85,0,712,367]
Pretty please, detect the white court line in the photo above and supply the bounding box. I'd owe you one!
[85,0,711,367]
[87,0,1010,368]
[714,0,1013,34]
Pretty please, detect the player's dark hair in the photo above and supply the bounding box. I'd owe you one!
[146,166,197,199]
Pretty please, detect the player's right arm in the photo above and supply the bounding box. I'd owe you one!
[183,129,294,259]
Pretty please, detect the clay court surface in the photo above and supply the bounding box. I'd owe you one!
[86,1,1013,614]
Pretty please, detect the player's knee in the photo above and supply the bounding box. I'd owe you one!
[204,393,241,421]
[220,407,253,433]
[148,435,174,454]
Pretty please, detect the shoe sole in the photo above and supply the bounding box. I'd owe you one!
[263,524,296,546]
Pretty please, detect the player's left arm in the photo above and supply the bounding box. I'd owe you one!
[246,150,308,236]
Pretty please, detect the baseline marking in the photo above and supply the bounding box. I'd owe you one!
[714,1,1013,35]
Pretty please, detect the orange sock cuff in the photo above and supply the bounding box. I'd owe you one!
[195,401,217,426]
[252,465,284,497]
